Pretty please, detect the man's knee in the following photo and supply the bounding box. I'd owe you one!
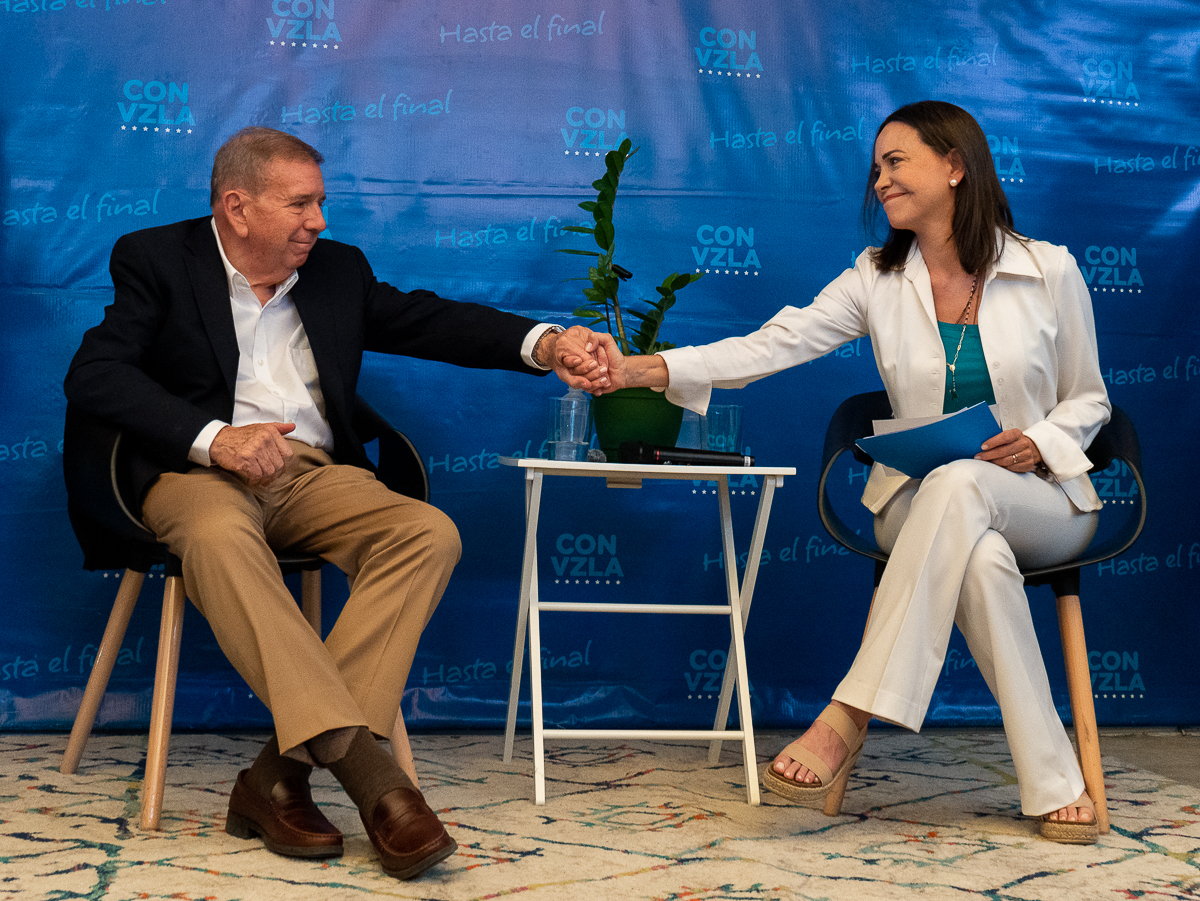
[388,502,461,568]
[423,506,462,567]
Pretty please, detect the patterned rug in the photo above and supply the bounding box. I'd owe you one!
[2,730,1198,900]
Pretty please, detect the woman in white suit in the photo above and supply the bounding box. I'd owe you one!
[571,100,1108,843]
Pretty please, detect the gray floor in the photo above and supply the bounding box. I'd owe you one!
[912,727,1200,789]
[1098,726,1200,788]
[763,725,1200,790]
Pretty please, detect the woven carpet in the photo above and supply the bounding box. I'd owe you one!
[2,730,1198,900]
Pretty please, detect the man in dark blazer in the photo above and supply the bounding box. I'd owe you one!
[64,127,607,880]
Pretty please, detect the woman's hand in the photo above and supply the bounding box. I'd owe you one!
[977,428,1045,473]
[557,331,670,395]
[552,326,611,393]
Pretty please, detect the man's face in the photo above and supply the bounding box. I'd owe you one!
[239,157,327,283]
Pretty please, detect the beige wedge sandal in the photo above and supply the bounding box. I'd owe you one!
[761,704,866,815]
[1039,792,1099,845]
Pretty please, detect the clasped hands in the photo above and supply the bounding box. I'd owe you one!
[552,327,627,394]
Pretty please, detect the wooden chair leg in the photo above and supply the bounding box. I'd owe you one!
[61,570,146,775]
[140,574,186,831]
[1056,592,1110,834]
[301,568,322,634]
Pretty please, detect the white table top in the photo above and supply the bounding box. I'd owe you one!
[499,456,795,478]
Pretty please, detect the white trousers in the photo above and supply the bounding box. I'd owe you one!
[832,459,1099,816]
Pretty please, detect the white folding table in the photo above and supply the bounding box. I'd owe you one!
[500,457,795,804]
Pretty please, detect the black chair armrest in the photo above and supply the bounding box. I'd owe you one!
[816,391,893,564]
[817,448,889,563]
[822,390,892,469]
[1023,405,1146,580]
[1084,404,1142,475]
[352,397,430,504]
[64,405,157,543]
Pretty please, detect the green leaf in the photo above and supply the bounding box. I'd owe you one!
[556,248,601,257]
[594,220,615,251]
[562,138,674,355]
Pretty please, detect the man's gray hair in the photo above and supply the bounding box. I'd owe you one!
[210,127,324,208]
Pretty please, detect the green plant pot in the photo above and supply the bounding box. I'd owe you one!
[592,387,685,462]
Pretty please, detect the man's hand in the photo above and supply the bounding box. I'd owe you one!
[209,422,296,485]
[551,328,668,395]
[548,326,611,393]
[564,331,666,394]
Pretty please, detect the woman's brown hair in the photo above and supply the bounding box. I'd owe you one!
[862,100,1022,273]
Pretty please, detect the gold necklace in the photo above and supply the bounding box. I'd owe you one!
[947,272,979,399]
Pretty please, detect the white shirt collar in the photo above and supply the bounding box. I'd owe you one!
[990,234,1043,279]
[902,229,1043,282]
[209,217,299,300]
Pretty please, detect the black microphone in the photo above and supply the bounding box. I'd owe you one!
[619,441,755,466]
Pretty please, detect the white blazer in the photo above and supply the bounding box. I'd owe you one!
[659,235,1111,513]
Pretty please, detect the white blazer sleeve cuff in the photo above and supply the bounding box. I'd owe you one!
[1023,419,1094,482]
[659,346,713,414]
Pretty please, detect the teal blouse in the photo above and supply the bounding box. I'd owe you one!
[939,321,996,413]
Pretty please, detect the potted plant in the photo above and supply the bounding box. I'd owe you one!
[558,138,703,460]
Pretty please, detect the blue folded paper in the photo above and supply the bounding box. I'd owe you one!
[856,402,1002,479]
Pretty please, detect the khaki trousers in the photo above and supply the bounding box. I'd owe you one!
[832,459,1098,816]
[142,441,460,758]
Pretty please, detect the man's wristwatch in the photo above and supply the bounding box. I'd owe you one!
[533,325,565,368]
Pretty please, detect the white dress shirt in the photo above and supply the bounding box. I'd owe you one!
[659,234,1111,512]
[190,219,556,465]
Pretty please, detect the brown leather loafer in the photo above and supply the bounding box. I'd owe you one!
[361,785,456,879]
[225,769,343,859]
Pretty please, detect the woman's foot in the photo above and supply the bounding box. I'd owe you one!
[762,703,870,814]
[1042,792,1095,825]
[1039,791,1099,845]
[771,701,870,786]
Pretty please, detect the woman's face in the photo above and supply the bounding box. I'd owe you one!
[871,121,960,236]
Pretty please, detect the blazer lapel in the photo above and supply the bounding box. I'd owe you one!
[183,220,240,398]
[901,244,939,330]
[290,259,349,425]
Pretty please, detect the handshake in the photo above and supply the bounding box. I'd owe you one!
[550,326,668,396]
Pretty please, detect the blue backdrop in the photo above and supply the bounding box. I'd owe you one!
[2,0,1196,734]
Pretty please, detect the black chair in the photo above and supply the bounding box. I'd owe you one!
[817,391,1146,834]
[59,397,428,830]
